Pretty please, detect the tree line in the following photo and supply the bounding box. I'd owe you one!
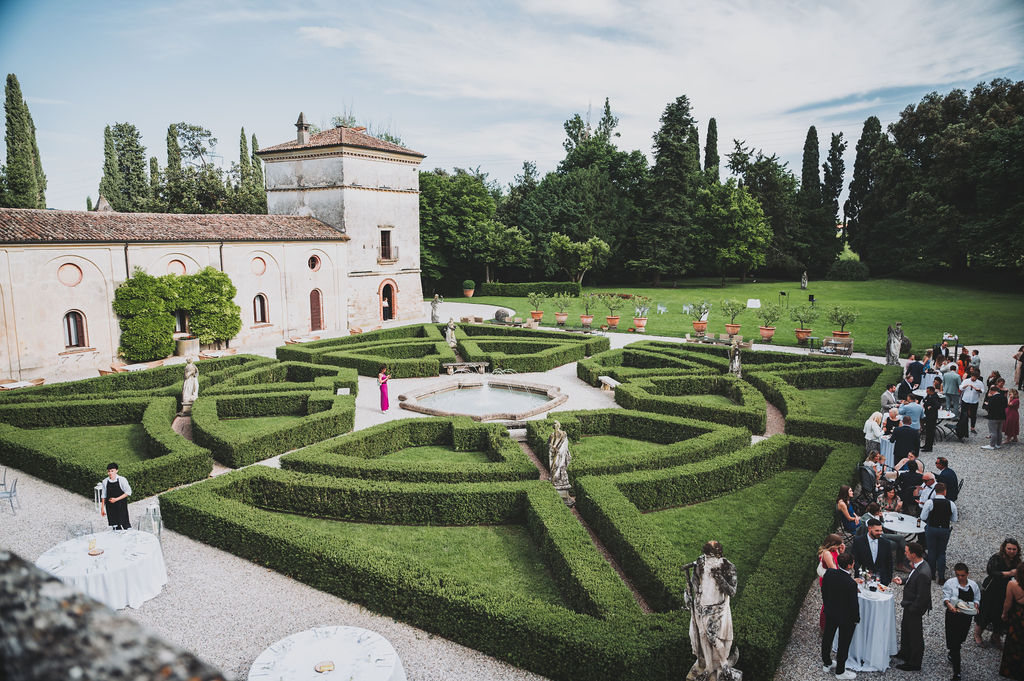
[94,121,266,215]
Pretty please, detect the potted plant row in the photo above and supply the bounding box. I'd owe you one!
[632,295,652,333]
[719,299,746,336]
[580,294,597,328]
[527,292,547,321]
[789,304,818,343]
[687,300,711,335]
[600,293,625,329]
[826,305,859,338]
[551,292,573,326]
[756,302,782,342]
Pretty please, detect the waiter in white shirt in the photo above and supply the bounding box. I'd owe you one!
[921,482,958,582]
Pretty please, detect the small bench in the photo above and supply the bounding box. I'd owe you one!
[442,361,489,375]
[598,376,621,391]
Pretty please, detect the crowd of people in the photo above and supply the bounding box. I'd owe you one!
[819,345,1024,679]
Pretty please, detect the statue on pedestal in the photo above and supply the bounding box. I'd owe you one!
[445,318,457,348]
[800,271,808,290]
[684,541,741,681]
[431,294,444,323]
[728,338,742,378]
[180,358,199,415]
[886,322,905,366]
[547,421,573,504]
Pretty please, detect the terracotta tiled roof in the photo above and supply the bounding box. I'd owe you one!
[0,208,348,244]
[258,127,425,158]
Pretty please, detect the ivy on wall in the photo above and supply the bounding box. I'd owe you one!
[113,266,242,362]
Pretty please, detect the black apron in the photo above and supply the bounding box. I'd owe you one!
[104,478,131,529]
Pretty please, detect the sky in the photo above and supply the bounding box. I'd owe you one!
[1,0,1023,211]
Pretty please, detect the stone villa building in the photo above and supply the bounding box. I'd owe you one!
[0,115,425,380]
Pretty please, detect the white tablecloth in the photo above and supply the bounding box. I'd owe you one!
[879,436,895,468]
[883,512,921,534]
[34,529,167,609]
[835,588,898,671]
[248,626,406,681]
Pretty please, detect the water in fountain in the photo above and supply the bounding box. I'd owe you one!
[417,381,549,416]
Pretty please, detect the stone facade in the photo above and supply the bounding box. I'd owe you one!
[0,116,426,381]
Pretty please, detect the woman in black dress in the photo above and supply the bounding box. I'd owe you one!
[977,538,1022,648]
[99,462,132,530]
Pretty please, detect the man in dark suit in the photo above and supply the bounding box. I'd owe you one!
[893,542,932,671]
[921,386,942,452]
[852,519,894,585]
[935,457,959,502]
[821,551,860,680]
[892,416,920,462]
[907,355,925,387]
[897,373,916,401]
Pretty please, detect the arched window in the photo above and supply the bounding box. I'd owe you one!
[253,294,269,324]
[63,311,87,348]
[310,289,323,331]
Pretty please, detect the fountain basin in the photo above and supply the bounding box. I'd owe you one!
[398,379,567,421]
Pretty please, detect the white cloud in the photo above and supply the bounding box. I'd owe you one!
[297,25,347,48]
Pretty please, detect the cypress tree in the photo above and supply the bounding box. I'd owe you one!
[3,74,39,208]
[149,157,160,197]
[111,122,148,212]
[704,117,719,180]
[164,123,184,212]
[238,127,250,187]
[27,111,45,207]
[799,125,822,208]
[250,134,263,187]
[98,125,123,207]
[844,116,883,255]
[86,196,93,211]
[822,132,846,227]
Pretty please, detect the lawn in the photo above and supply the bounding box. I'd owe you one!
[215,414,306,439]
[383,445,491,465]
[19,423,153,467]
[644,468,816,593]
[573,434,666,464]
[461,277,1024,355]
[279,514,566,607]
[801,386,870,423]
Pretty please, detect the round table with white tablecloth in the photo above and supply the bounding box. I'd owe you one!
[34,529,167,610]
[248,626,406,681]
[834,587,898,671]
[882,511,922,535]
[878,435,895,468]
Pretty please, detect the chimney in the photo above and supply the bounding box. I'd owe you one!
[295,112,311,145]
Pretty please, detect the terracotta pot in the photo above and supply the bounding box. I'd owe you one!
[463,289,475,297]
[175,337,200,356]
[758,326,776,341]
[832,330,851,338]
[580,314,594,327]
[530,310,544,321]
[554,312,569,325]
[725,323,741,336]
[794,328,812,343]
[606,315,620,328]
[633,317,648,333]
[692,320,708,334]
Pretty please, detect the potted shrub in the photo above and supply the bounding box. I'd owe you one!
[632,295,652,333]
[755,302,782,342]
[527,291,547,321]
[826,304,859,338]
[580,293,597,328]
[600,293,625,329]
[687,300,711,335]
[551,292,573,326]
[719,299,746,336]
[462,279,476,297]
[789,303,819,344]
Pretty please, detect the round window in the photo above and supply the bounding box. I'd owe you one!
[167,259,187,275]
[251,257,267,275]
[308,255,321,271]
[57,263,83,287]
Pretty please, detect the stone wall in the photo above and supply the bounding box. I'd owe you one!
[0,549,226,681]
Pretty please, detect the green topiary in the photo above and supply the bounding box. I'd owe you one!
[112,268,176,362]
[825,259,869,281]
[181,267,243,345]
[462,279,476,290]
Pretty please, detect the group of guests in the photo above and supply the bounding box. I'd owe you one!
[818,533,1024,680]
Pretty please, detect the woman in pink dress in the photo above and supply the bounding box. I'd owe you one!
[1005,389,1020,444]
[378,365,390,412]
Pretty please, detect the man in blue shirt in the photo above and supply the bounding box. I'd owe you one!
[899,395,925,431]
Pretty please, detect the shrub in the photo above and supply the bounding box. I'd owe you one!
[477,282,582,297]
[527,291,547,311]
[719,299,746,324]
[789,303,819,328]
[756,302,782,327]
[825,304,859,332]
[462,279,476,290]
[112,268,176,362]
[826,259,870,281]
[685,300,711,321]
[551,292,574,313]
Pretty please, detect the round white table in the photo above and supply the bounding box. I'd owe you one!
[878,435,895,468]
[34,529,167,610]
[882,511,921,534]
[248,626,406,681]
[835,587,898,671]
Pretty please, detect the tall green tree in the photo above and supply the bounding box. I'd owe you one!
[630,95,703,282]
[109,122,149,212]
[704,117,719,180]
[549,233,610,284]
[496,160,538,230]
[238,127,251,187]
[2,74,43,208]
[250,133,264,190]
[27,110,45,206]
[795,125,840,274]
[148,157,161,208]
[690,178,771,282]
[98,125,123,207]
[799,125,822,209]
[844,116,883,256]
[822,132,847,229]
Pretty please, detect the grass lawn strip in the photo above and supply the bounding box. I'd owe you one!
[800,386,869,421]
[383,445,491,465]
[16,423,153,467]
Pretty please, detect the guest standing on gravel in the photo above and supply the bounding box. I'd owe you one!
[894,542,932,671]
[942,562,980,681]
[959,371,985,436]
[1013,346,1024,390]
[976,539,1022,649]
[99,463,131,530]
[1005,389,1020,445]
[983,384,1008,450]
[378,365,390,412]
[1000,564,1024,680]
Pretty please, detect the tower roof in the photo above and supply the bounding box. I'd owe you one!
[258,125,425,158]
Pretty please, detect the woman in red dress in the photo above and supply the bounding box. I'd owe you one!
[1005,389,1020,444]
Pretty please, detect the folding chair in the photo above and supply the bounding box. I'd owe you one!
[0,478,19,514]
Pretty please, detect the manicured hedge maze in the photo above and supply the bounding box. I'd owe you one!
[276,323,609,377]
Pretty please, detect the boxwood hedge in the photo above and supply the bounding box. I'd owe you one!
[478,281,581,297]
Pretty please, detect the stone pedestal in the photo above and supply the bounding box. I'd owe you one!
[175,337,200,356]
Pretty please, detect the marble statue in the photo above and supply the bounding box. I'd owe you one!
[181,358,199,412]
[684,541,741,681]
[547,421,572,495]
[445,318,457,348]
[886,322,905,366]
[430,294,444,323]
[800,271,808,290]
[728,338,742,378]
